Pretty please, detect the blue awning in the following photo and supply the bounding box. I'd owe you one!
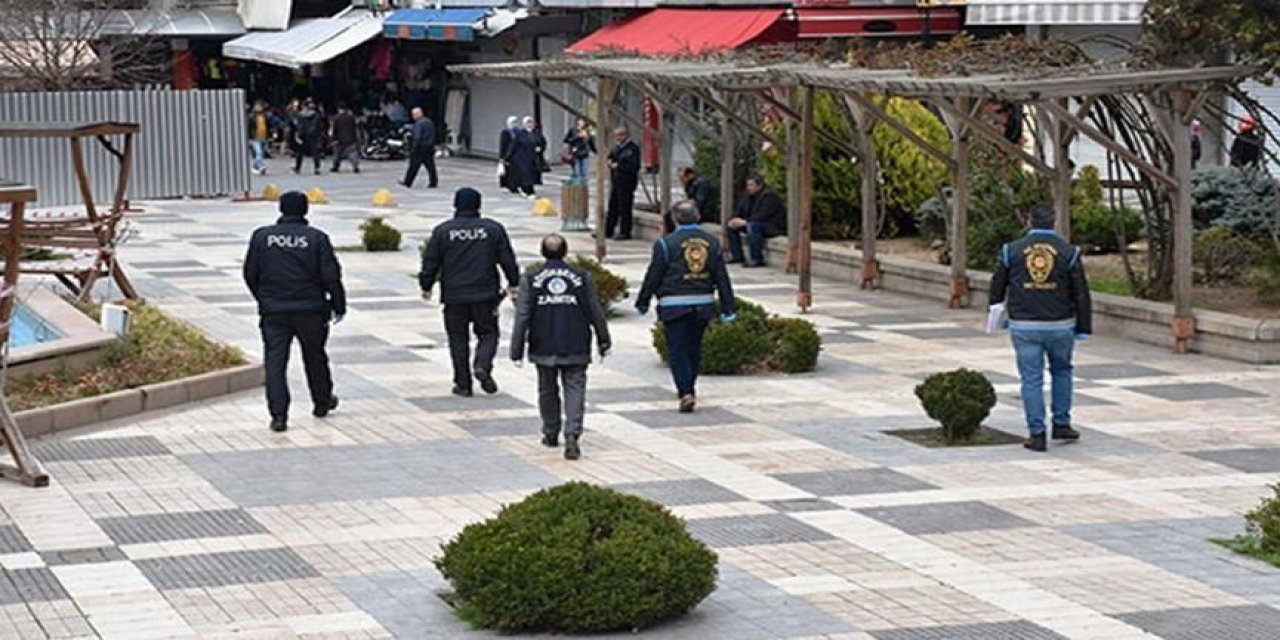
[383,8,523,42]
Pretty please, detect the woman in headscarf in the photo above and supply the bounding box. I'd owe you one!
[498,116,520,192]
[524,116,548,187]
[505,117,538,198]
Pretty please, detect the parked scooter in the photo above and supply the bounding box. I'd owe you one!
[360,113,413,161]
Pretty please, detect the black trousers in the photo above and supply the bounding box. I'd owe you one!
[443,301,499,390]
[403,150,438,187]
[260,312,332,420]
[293,141,321,173]
[606,179,637,238]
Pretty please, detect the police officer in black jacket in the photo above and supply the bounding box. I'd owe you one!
[636,200,736,413]
[420,187,520,397]
[989,203,1092,452]
[605,127,641,240]
[243,191,345,432]
[510,234,611,460]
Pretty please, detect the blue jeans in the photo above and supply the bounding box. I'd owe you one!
[663,312,709,397]
[250,139,267,172]
[1012,329,1075,435]
[571,156,588,179]
[726,221,766,264]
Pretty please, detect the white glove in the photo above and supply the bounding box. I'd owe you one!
[512,359,524,369]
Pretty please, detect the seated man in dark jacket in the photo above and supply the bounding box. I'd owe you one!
[670,167,718,232]
[726,175,786,267]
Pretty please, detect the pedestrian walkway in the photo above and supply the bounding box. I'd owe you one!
[2,157,1278,639]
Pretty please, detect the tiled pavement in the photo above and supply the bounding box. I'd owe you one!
[2,157,1278,639]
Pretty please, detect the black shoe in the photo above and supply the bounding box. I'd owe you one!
[398,181,410,188]
[428,184,438,189]
[269,418,288,432]
[1023,434,1047,452]
[541,433,559,448]
[452,386,473,398]
[617,234,632,241]
[678,395,696,413]
[314,169,322,176]
[744,261,765,268]
[564,435,581,460]
[475,371,498,395]
[313,396,339,418]
[353,168,360,174]
[1051,424,1081,441]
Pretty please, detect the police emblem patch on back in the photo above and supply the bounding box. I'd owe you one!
[547,277,568,295]
[683,238,709,276]
[1024,243,1058,289]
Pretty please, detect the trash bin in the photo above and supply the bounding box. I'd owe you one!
[560,177,589,232]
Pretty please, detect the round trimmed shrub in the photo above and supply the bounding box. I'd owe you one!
[1193,227,1260,285]
[525,255,629,312]
[914,369,997,444]
[360,217,402,252]
[650,299,821,375]
[769,317,823,373]
[1245,483,1280,553]
[435,482,718,634]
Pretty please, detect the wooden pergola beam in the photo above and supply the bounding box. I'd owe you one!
[796,85,816,311]
[1041,100,1177,190]
[594,78,618,261]
[691,88,785,149]
[846,93,957,171]
[516,79,595,128]
[933,98,1054,176]
[756,90,865,162]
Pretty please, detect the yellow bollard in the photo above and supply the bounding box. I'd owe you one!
[262,184,281,201]
[531,197,557,217]
[372,188,397,208]
[306,187,328,204]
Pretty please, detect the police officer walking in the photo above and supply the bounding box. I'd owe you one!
[989,203,1093,452]
[419,187,520,397]
[243,191,345,432]
[635,200,736,413]
[510,234,611,460]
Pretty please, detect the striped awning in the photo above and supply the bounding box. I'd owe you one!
[223,10,381,69]
[965,0,1147,25]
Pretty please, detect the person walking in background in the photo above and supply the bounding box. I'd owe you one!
[605,127,641,240]
[419,188,521,397]
[505,118,539,198]
[400,107,438,188]
[291,99,324,175]
[330,103,360,174]
[636,200,736,413]
[498,116,520,192]
[243,191,345,433]
[510,234,611,460]
[989,203,1092,453]
[726,175,787,267]
[1190,119,1203,170]
[524,116,548,188]
[563,118,595,180]
[1230,114,1262,169]
[247,100,271,176]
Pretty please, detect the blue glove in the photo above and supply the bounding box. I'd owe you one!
[333,314,345,325]
[720,313,737,324]
[1075,333,1090,342]
[635,304,649,316]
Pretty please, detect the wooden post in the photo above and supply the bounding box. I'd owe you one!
[851,99,880,289]
[658,104,675,230]
[797,85,816,311]
[1050,100,1073,240]
[593,77,615,261]
[109,132,139,300]
[719,92,736,235]
[948,98,971,309]
[1170,89,1196,353]
[786,88,802,273]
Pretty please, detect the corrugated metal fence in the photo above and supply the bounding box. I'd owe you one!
[0,90,249,208]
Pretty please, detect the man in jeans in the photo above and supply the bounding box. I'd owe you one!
[636,200,736,413]
[989,203,1092,452]
[247,100,271,175]
[726,175,786,267]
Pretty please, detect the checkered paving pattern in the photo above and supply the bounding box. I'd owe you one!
[1,158,1278,638]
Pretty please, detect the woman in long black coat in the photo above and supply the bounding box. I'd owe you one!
[498,116,520,192]
[507,124,539,198]
[523,116,548,187]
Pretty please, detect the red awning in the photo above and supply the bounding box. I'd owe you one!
[566,8,792,56]
[795,7,962,39]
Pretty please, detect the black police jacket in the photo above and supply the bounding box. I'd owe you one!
[243,216,346,317]
[636,225,736,322]
[989,229,1092,334]
[509,259,611,366]
[608,139,641,182]
[419,210,520,304]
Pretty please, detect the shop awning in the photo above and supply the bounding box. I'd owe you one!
[567,8,792,56]
[383,8,526,42]
[222,10,382,69]
[98,10,246,37]
[965,0,1146,25]
[796,6,962,38]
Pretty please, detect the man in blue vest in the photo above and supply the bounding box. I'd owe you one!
[989,203,1093,452]
[243,191,345,432]
[509,234,611,460]
[636,200,736,413]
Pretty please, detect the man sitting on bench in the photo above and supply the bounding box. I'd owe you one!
[725,174,786,267]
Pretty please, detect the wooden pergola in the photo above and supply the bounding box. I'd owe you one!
[449,58,1249,353]
[0,182,49,487]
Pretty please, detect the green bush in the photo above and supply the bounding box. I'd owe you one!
[435,482,718,633]
[914,188,953,245]
[525,255,629,312]
[691,134,756,216]
[1247,262,1280,303]
[1070,165,1144,254]
[914,369,997,444]
[650,299,821,375]
[360,217,402,252]
[1192,166,1280,241]
[1193,227,1260,285]
[1246,484,1280,554]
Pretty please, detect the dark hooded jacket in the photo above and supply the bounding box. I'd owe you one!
[419,210,520,304]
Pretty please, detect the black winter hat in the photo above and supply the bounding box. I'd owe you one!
[454,187,482,212]
[279,191,309,217]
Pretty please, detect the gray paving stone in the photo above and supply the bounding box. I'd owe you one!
[818,331,874,344]
[611,479,747,506]
[133,260,207,269]
[0,524,32,554]
[1116,605,1280,640]
[331,348,425,364]
[152,269,228,278]
[407,393,532,412]
[182,440,557,507]
[452,416,542,438]
[833,313,932,326]
[1073,363,1173,380]
[872,621,1068,639]
[896,327,990,340]
[773,468,938,497]
[197,293,254,303]
[96,509,268,545]
[0,569,68,605]
[135,547,319,589]
[39,546,127,566]
[350,299,432,311]
[618,407,751,429]
[1127,382,1265,402]
[328,334,393,348]
[33,435,170,461]
[762,498,843,512]
[857,501,1036,535]
[685,514,835,548]
[589,386,677,404]
[1189,448,1280,473]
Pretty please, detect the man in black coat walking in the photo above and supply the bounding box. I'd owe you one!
[605,127,641,240]
[726,175,787,267]
[400,107,438,188]
[329,103,360,173]
[243,191,345,432]
[420,188,520,396]
[510,234,611,460]
[291,99,324,176]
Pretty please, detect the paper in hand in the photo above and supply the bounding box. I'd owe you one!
[985,303,1008,334]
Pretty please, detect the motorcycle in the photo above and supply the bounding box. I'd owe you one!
[360,113,412,161]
